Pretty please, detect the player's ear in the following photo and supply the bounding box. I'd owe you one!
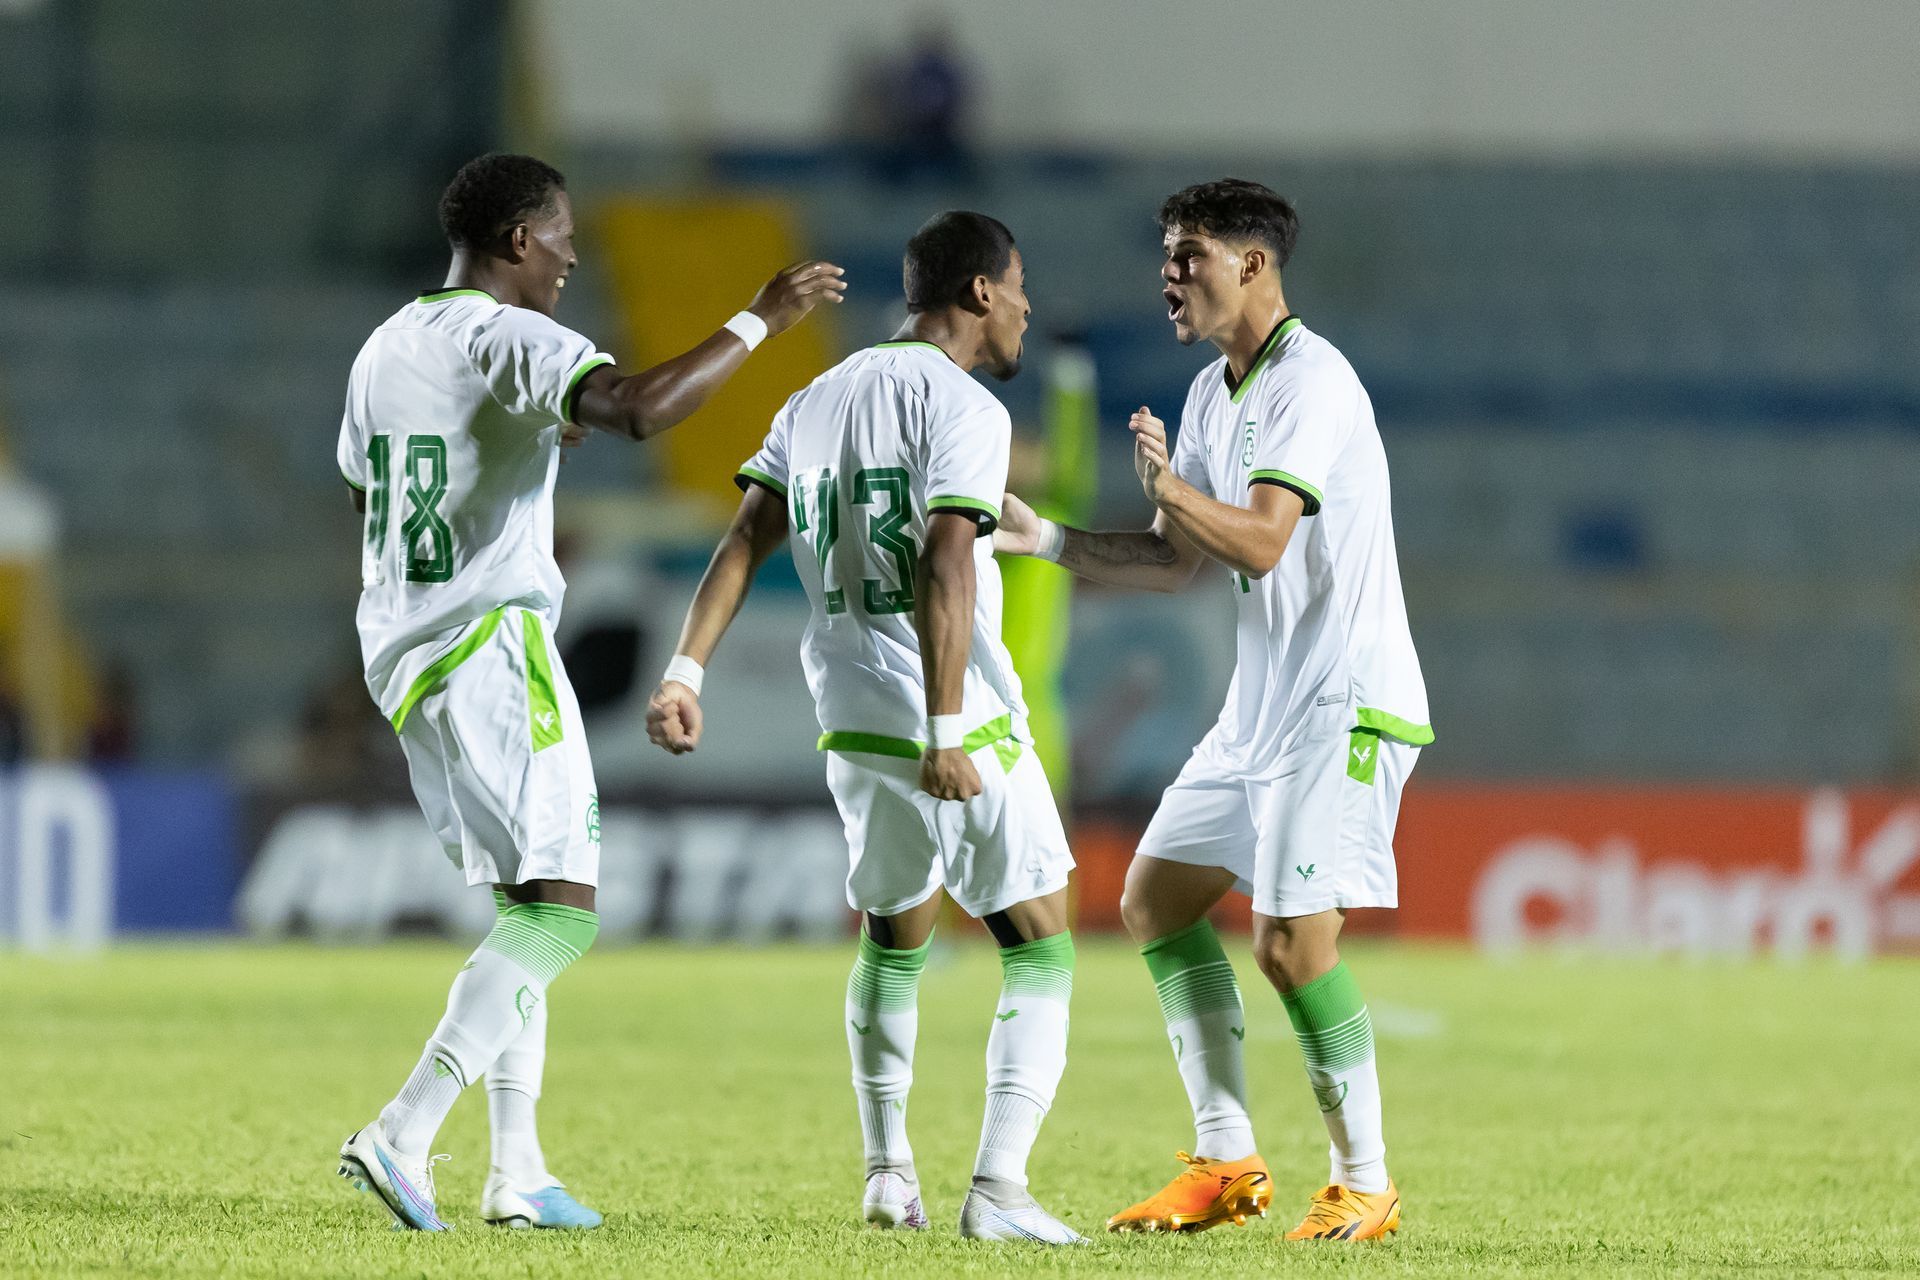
[503,221,532,263]
[1240,247,1267,286]
[965,273,993,315]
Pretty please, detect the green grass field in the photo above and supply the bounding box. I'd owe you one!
[5,939,1915,1277]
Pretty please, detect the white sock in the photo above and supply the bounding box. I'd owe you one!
[380,947,541,1157]
[972,932,1074,1186]
[846,932,927,1176]
[379,899,598,1159]
[486,993,553,1187]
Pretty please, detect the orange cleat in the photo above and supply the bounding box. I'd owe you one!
[1106,1151,1272,1234]
[1284,1181,1400,1241]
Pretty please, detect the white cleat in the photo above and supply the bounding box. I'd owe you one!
[958,1176,1086,1244]
[337,1123,451,1231]
[480,1173,604,1229]
[863,1167,928,1230]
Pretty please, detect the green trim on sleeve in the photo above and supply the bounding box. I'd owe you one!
[416,288,497,304]
[563,355,614,422]
[927,495,1001,521]
[735,465,788,497]
[1248,468,1324,515]
[1226,315,1301,404]
[341,471,366,492]
[817,713,1015,760]
[928,494,1001,536]
[1355,706,1435,746]
[389,607,507,732]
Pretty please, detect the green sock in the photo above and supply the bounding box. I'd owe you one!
[1278,961,1388,1193]
[1141,919,1254,1159]
[847,931,932,1174]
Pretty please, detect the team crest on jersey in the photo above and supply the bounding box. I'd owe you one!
[586,795,600,844]
[1241,423,1257,467]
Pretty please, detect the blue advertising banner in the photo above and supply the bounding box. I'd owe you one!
[0,766,239,945]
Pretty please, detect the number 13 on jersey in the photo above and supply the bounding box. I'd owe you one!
[790,465,917,617]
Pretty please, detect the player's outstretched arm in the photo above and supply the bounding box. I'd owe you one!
[913,512,985,801]
[1130,406,1303,579]
[572,260,847,442]
[646,484,789,755]
[994,490,1205,593]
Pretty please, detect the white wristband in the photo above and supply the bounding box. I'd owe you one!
[927,714,966,751]
[723,310,769,352]
[1034,518,1066,563]
[662,655,705,696]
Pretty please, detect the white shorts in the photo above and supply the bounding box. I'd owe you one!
[1137,710,1417,919]
[825,740,1074,919]
[395,607,600,888]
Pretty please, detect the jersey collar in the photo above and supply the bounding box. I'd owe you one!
[416,287,497,304]
[1224,314,1300,404]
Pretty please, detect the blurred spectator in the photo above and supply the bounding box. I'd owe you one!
[877,16,979,185]
[84,661,139,763]
[297,665,395,794]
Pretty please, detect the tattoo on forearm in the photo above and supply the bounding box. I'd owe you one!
[1058,528,1177,573]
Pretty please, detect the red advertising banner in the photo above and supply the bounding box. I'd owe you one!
[1073,786,1920,956]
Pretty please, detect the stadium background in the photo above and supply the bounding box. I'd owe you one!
[2,1,1917,1274]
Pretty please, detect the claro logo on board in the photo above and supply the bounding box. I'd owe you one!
[1471,791,1920,959]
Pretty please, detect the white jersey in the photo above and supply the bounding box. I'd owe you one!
[1169,317,1431,779]
[337,288,613,722]
[738,340,1027,754]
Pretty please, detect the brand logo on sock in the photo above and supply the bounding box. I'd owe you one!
[1296,863,1316,881]
[1230,1026,1245,1040]
[433,1060,455,1080]
[850,1020,872,1036]
[995,1008,1020,1022]
[1313,1081,1348,1113]
[515,985,541,1028]
[460,960,477,972]
[1171,1033,1184,1059]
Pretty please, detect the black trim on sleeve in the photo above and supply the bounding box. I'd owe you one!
[736,473,785,499]
[1249,475,1322,516]
[927,505,998,538]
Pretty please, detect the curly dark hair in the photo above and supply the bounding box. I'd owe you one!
[903,211,1017,312]
[437,153,566,250]
[1158,178,1299,269]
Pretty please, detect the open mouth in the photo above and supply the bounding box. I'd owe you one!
[556,275,568,290]
[1165,289,1186,323]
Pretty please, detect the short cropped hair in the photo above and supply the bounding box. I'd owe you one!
[1158,179,1299,269]
[902,211,1016,312]
[438,153,566,250]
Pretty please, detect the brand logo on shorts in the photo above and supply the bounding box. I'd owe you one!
[1347,730,1380,784]
[1296,863,1316,881]
[585,796,600,845]
[534,710,556,731]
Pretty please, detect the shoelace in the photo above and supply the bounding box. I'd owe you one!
[1173,1150,1213,1179]
[419,1153,452,1201]
[1296,1184,1357,1232]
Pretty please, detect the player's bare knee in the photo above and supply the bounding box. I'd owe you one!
[1250,927,1338,992]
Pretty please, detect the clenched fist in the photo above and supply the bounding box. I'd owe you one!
[646,681,703,755]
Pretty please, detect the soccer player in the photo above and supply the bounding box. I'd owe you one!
[333,152,844,1231]
[645,212,1083,1244]
[996,179,1430,1242]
